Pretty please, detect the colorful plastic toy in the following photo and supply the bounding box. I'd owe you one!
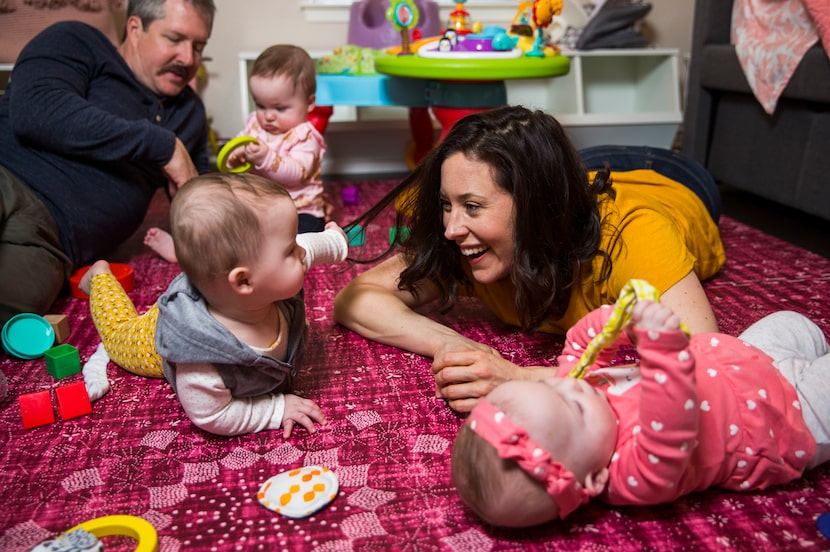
[347,0,441,51]
[386,0,420,55]
[818,512,830,539]
[568,279,690,379]
[1,313,55,359]
[29,527,101,552]
[420,29,521,59]
[527,0,563,57]
[257,465,339,519]
[389,226,411,244]
[31,515,159,552]
[447,0,472,34]
[19,390,54,429]
[55,381,93,420]
[70,263,134,300]
[45,314,70,344]
[216,135,259,173]
[342,186,360,205]
[45,343,81,380]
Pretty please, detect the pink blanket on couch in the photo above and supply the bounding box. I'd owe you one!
[732,0,830,114]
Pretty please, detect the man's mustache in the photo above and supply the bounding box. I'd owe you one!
[159,64,192,80]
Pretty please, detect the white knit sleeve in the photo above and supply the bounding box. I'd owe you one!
[296,228,348,270]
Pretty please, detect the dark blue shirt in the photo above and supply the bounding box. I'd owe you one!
[0,21,210,266]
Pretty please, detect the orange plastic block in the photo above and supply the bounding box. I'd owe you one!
[19,390,55,429]
[55,381,92,420]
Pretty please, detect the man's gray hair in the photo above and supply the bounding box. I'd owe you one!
[126,0,216,32]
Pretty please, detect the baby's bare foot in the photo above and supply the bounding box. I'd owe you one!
[144,227,178,263]
[79,260,112,295]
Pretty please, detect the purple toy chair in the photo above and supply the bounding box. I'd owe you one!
[347,0,442,50]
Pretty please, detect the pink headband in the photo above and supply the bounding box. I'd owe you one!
[466,399,590,519]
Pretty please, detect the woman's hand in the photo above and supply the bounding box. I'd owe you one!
[431,342,555,413]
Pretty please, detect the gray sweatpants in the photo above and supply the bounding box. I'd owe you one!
[738,311,830,470]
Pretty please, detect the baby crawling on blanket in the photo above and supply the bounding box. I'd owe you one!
[81,172,348,437]
[450,299,830,527]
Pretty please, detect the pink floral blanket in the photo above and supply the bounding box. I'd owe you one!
[1,179,830,551]
[732,0,830,113]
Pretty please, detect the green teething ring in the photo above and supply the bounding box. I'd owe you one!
[216,135,258,173]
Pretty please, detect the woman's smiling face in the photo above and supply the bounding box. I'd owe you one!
[440,152,516,284]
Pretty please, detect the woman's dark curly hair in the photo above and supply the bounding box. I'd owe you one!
[346,105,616,333]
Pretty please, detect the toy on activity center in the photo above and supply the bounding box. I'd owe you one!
[386,0,420,55]
[391,0,564,58]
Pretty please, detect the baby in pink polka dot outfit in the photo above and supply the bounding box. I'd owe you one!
[451,301,830,527]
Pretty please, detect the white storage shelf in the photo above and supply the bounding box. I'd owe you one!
[240,48,681,132]
[506,48,682,148]
[237,48,682,172]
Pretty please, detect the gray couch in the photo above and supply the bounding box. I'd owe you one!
[682,0,830,222]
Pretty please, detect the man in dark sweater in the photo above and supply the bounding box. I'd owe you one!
[0,0,216,327]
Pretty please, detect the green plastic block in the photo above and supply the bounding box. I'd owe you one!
[389,226,411,244]
[44,343,81,379]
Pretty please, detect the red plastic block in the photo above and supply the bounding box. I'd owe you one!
[19,390,55,429]
[55,381,92,420]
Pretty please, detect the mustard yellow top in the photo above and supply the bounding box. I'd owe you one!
[463,169,726,334]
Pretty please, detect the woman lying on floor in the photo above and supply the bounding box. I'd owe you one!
[334,105,726,413]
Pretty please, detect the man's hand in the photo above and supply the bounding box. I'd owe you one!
[163,137,199,196]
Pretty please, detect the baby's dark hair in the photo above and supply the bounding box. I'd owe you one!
[251,44,317,98]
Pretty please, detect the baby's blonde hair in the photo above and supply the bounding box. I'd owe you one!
[170,173,291,286]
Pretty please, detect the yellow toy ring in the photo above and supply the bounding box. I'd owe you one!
[66,515,158,552]
[216,135,258,173]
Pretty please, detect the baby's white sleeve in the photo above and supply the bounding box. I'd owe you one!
[174,363,286,436]
[296,228,348,270]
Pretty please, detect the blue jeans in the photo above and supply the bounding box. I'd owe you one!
[579,145,721,222]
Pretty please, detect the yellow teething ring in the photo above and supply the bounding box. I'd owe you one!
[65,515,158,552]
[216,135,258,173]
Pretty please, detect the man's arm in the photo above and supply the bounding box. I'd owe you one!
[8,23,177,167]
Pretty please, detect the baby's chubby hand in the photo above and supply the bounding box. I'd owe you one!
[323,221,347,243]
[227,142,266,168]
[243,142,268,166]
[630,300,681,332]
[281,394,326,439]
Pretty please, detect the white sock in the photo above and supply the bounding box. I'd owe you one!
[296,228,348,270]
[82,342,110,402]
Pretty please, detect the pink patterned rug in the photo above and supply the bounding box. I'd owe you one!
[2,179,830,551]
